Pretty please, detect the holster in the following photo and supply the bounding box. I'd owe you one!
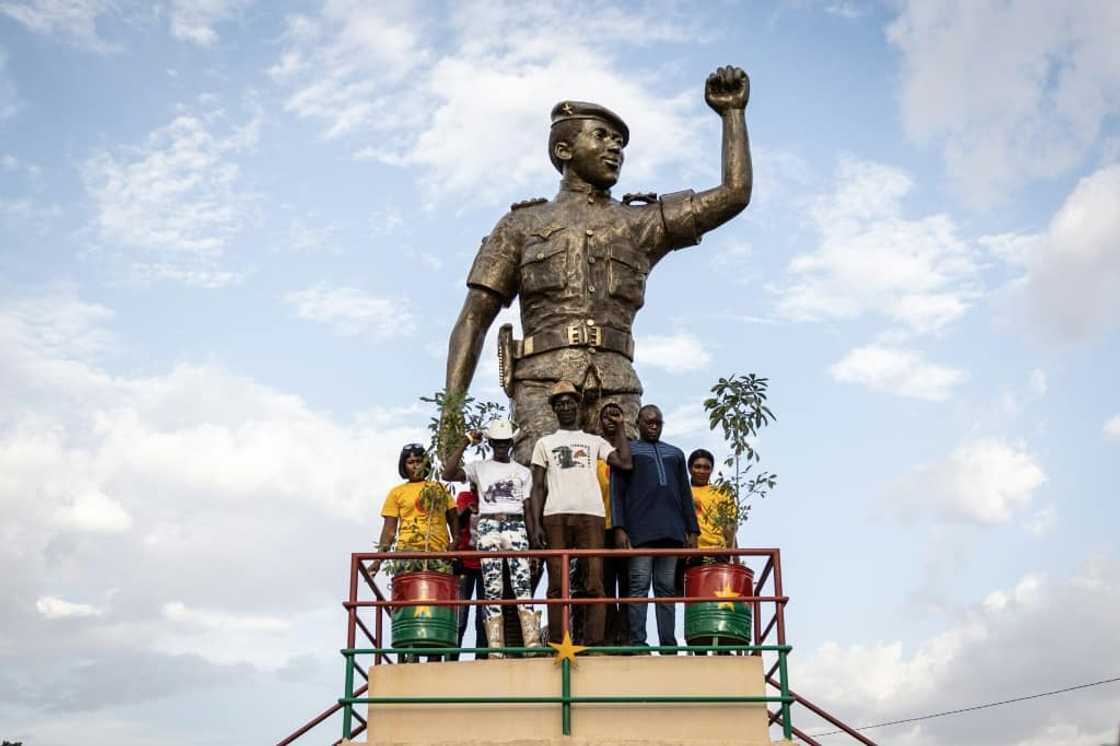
[497,323,518,397]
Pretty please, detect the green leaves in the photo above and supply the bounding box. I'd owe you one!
[386,389,506,576]
[703,373,779,530]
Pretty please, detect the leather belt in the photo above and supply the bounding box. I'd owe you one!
[520,322,634,361]
[480,512,525,521]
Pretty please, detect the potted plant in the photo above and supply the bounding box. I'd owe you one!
[684,374,778,650]
[386,390,504,654]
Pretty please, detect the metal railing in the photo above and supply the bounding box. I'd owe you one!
[278,545,876,745]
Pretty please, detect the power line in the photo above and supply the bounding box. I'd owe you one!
[807,676,1120,738]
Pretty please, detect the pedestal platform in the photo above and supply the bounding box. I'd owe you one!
[346,654,783,745]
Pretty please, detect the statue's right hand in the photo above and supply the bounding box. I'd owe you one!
[705,65,749,113]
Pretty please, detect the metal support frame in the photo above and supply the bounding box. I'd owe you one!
[278,545,875,745]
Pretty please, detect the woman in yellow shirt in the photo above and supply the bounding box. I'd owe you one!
[688,449,737,556]
[368,443,457,576]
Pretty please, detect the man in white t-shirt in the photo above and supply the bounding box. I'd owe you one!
[442,419,540,656]
[528,381,632,647]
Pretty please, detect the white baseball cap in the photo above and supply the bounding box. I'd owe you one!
[483,419,517,441]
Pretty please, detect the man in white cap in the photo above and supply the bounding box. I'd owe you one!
[527,380,632,648]
[443,419,540,656]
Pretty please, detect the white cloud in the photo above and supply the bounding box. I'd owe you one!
[169,0,249,46]
[1104,415,1120,440]
[792,558,1120,744]
[288,217,339,254]
[54,489,133,533]
[0,288,429,720]
[82,109,260,283]
[36,596,104,619]
[887,2,1120,206]
[830,344,967,401]
[0,0,118,52]
[283,284,412,338]
[889,437,1046,525]
[272,2,708,206]
[162,601,288,631]
[777,158,979,334]
[0,46,21,119]
[369,205,403,235]
[994,165,1120,342]
[635,333,712,374]
[128,262,245,288]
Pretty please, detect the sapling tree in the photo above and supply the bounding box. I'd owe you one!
[703,374,778,548]
[382,389,505,575]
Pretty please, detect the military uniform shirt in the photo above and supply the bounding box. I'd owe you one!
[467,184,701,390]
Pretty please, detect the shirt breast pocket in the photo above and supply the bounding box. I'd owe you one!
[608,246,650,306]
[521,229,568,294]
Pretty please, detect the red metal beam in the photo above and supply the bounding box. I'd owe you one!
[766,676,877,745]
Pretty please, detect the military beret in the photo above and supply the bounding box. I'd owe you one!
[550,101,630,147]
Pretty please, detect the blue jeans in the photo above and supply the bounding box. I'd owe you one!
[455,568,487,660]
[627,541,680,647]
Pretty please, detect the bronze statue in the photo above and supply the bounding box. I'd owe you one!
[446,66,753,463]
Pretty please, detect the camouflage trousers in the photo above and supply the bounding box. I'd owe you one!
[478,516,532,621]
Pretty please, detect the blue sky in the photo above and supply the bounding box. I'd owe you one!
[1,1,1118,744]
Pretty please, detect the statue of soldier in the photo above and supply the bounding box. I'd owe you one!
[446,65,753,465]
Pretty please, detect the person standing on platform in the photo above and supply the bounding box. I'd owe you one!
[368,443,456,576]
[688,448,737,560]
[443,420,541,657]
[528,381,632,648]
[597,401,630,646]
[451,487,487,660]
[611,405,700,652]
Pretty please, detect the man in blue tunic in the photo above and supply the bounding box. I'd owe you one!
[610,404,700,650]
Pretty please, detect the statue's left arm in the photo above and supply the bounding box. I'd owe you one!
[691,65,752,235]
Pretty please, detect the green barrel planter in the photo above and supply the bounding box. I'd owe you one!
[683,563,755,647]
[391,570,459,649]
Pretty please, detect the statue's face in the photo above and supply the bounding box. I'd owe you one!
[561,119,625,188]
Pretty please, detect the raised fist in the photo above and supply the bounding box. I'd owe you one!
[705,65,749,113]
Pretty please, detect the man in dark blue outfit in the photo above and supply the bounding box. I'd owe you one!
[610,404,700,650]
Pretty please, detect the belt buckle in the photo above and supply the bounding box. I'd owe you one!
[587,325,603,347]
[566,324,584,345]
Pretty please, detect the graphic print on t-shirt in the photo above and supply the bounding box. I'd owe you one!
[482,479,517,505]
[551,444,591,469]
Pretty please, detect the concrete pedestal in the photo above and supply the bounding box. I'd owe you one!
[346,654,785,745]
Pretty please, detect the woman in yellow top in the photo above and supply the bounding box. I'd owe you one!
[368,443,457,576]
[688,448,737,557]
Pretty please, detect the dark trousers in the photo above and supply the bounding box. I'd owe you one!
[455,567,487,660]
[602,530,630,645]
[543,513,605,646]
[628,539,682,648]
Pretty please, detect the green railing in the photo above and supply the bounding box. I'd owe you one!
[339,643,795,741]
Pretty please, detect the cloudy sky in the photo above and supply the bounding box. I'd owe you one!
[1,1,1118,744]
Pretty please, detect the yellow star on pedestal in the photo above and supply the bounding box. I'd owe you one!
[714,586,741,610]
[547,631,587,667]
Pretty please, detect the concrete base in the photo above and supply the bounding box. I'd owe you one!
[349,654,784,745]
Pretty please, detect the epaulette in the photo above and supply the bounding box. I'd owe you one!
[510,197,548,211]
[622,192,658,205]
